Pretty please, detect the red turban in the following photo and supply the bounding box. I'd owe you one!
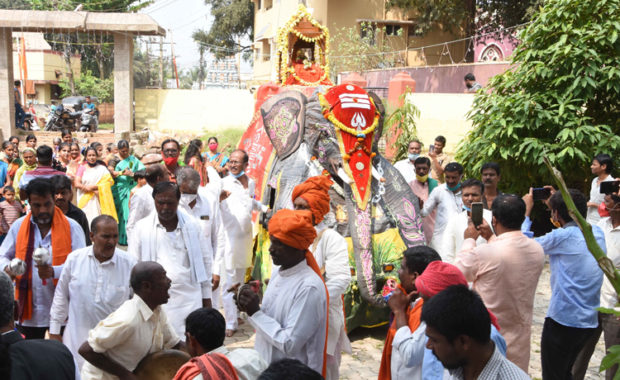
[291,176,333,225]
[415,261,467,298]
[415,261,500,331]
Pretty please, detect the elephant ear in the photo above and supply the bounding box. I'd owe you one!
[368,91,385,145]
[260,91,307,160]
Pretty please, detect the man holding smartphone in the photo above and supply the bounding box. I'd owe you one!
[441,179,493,263]
[428,136,452,184]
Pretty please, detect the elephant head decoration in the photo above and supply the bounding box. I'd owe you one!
[258,83,425,312]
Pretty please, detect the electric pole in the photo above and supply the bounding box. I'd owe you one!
[159,36,164,88]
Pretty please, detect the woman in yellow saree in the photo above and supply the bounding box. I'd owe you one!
[75,146,118,225]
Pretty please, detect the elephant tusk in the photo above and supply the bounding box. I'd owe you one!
[337,167,353,185]
[372,166,385,182]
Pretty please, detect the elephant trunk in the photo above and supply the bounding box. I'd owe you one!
[346,192,386,307]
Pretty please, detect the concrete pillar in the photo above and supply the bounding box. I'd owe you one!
[114,33,134,135]
[0,28,15,141]
[388,71,416,108]
[341,72,367,88]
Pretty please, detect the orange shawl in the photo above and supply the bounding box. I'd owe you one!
[15,207,72,322]
[378,297,424,380]
[173,353,239,380]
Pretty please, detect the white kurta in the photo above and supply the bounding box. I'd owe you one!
[250,260,327,374]
[49,247,136,369]
[421,184,463,252]
[393,159,416,184]
[129,210,213,338]
[312,224,352,357]
[440,209,493,263]
[0,215,86,327]
[81,295,180,380]
[126,183,154,247]
[586,174,615,224]
[220,175,266,271]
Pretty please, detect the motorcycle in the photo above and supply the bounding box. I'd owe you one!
[22,113,39,131]
[79,110,98,132]
[44,104,77,131]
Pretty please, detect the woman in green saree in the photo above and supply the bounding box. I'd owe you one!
[112,140,144,245]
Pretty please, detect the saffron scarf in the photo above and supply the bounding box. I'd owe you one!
[14,207,72,322]
[173,353,239,380]
[378,296,424,380]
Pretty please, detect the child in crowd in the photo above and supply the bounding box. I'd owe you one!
[0,186,24,244]
[130,169,147,201]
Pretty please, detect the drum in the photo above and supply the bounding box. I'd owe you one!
[133,349,191,380]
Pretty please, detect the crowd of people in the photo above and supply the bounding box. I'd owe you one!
[0,130,618,380]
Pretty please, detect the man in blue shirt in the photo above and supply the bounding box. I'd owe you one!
[524,188,605,380]
[82,95,96,114]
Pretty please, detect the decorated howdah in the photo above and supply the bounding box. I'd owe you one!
[239,4,425,331]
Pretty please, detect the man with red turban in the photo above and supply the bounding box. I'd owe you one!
[237,209,328,376]
[291,175,351,380]
[382,259,506,380]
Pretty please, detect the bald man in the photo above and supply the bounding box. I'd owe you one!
[79,261,182,380]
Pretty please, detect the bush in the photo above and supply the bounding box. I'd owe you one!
[60,71,114,103]
[456,0,620,194]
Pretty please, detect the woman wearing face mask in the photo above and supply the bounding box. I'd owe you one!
[75,147,118,225]
[203,137,229,174]
[111,140,144,245]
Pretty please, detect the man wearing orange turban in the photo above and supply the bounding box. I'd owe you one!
[237,209,328,377]
[291,175,351,380]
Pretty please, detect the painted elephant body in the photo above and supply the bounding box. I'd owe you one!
[253,84,425,329]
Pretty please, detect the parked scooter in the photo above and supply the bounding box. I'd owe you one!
[79,111,98,132]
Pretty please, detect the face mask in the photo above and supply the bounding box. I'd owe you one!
[208,143,218,151]
[87,161,97,167]
[599,202,610,218]
[447,183,461,192]
[549,217,562,228]
[408,153,419,161]
[462,205,471,212]
[162,154,178,167]
[232,170,245,179]
[416,174,428,183]
[180,193,197,207]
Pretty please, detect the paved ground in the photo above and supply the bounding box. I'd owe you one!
[224,263,608,379]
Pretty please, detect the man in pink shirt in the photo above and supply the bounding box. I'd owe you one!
[408,157,438,244]
[454,194,544,373]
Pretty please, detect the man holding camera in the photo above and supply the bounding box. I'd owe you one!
[455,194,544,372]
[586,154,615,224]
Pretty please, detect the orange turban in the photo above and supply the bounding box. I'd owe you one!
[291,176,333,225]
[414,261,467,298]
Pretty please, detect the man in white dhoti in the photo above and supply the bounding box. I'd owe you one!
[291,175,351,380]
[237,209,328,377]
[49,215,136,370]
[219,149,267,336]
[177,168,225,292]
[128,181,212,338]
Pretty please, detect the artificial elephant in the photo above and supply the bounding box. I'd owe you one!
[253,84,425,329]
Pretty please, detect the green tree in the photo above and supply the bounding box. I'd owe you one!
[192,29,208,88]
[330,23,405,78]
[59,70,114,102]
[193,0,253,60]
[385,90,420,162]
[456,0,620,195]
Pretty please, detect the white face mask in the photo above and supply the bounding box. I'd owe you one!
[180,193,197,207]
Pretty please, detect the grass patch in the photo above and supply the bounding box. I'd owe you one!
[199,128,245,155]
[99,123,114,130]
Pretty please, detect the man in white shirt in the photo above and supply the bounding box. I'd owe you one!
[394,140,422,184]
[174,307,268,380]
[422,285,529,379]
[237,209,327,376]
[291,175,352,380]
[586,154,615,224]
[177,167,225,293]
[49,215,136,370]
[126,164,169,246]
[0,178,86,339]
[421,162,464,253]
[441,179,493,263]
[129,181,213,338]
[79,261,182,380]
[219,149,267,336]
